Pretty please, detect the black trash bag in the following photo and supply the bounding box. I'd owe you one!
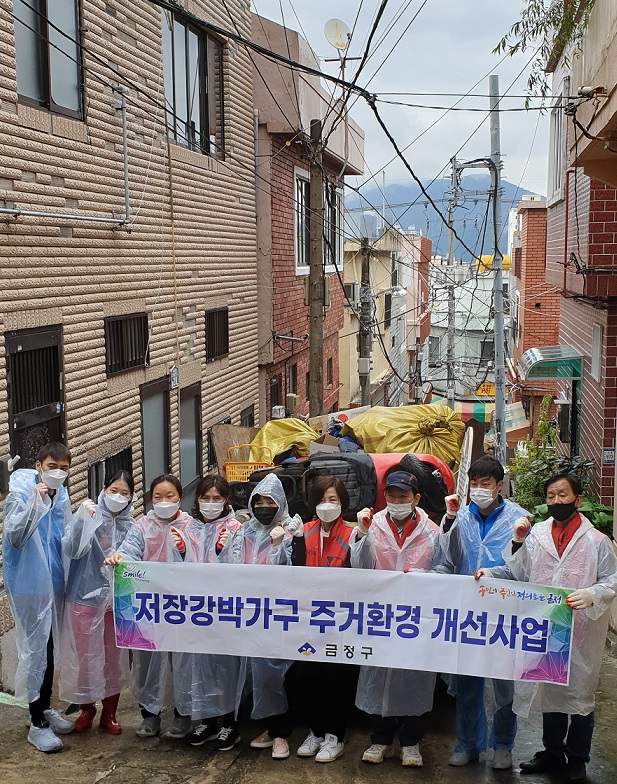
[399,453,448,520]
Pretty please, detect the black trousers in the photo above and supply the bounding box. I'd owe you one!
[29,635,54,726]
[296,660,359,743]
[370,714,424,747]
[543,711,594,763]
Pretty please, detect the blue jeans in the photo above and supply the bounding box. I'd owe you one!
[453,675,517,753]
[543,711,594,763]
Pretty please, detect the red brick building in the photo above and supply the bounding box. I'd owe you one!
[252,15,364,421]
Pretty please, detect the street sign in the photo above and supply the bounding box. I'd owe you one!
[476,382,495,397]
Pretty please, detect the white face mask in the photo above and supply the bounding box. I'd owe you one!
[153,500,180,520]
[105,492,130,514]
[40,468,68,490]
[387,502,414,520]
[199,501,225,520]
[469,487,496,510]
[315,502,341,523]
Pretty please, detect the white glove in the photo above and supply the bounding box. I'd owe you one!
[474,568,493,580]
[217,529,231,550]
[269,525,286,548]
[285,514,305,538]
[513,516,531,543]
[356,507,373,537]
[84,499,97,517]
[566,589,594,610]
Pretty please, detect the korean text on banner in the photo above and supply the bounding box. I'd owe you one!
[113,563,572,685]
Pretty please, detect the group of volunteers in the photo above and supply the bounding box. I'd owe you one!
[2,442,616,784]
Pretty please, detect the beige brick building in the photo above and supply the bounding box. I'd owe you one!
[0,0,260,644]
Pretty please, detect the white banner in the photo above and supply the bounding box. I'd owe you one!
[113,562,573,684]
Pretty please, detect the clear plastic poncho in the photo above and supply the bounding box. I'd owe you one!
[2,469,71,702]
[438,498,529,576]
[493,514,617,717]
[244,475,293,720]
[117,508,193,714]
[351,506,440,717]
[58,492,134,704]
[173,512,246,719]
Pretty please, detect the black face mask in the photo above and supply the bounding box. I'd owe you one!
[548,501,577,523]
[253,506,277,526]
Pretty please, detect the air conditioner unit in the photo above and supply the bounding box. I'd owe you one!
[285,393,298,410]
[271,405,286,419]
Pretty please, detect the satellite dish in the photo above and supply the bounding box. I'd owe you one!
[324,18,350,51]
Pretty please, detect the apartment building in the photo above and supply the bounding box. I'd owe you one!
[252,14,364,420]
[0,0,260,647]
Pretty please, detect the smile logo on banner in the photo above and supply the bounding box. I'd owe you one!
[298,642,317,657]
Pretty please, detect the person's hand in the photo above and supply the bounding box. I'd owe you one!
[171,527,185,553]
[84,499,97,517]
[474,568,493,580]
[513,516,531,543]
[269,525,285,548]
[103,552,124,566]
[35,482,49,499]
[445,494,460,518]
[285,514,305,538]
[566,589,594,610]
[356,507,373,537]
[217,529,231,550]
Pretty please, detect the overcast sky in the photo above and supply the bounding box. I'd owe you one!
[250,0,550,199]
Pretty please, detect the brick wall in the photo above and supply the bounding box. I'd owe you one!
[0,0,259,620]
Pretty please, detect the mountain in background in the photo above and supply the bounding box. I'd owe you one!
[345,174,543,260]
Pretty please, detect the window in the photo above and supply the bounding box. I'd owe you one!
[161,9,223,157]
[294,168,342,274]
[480,339,494,364]
[104,313,149,376]
[140,378,170,507]
[14,0,82,117]
[391,256,398,288]
[288,363,297,395]
[305,371,310,400]
[88,448,132,501]
[591,323,602,381]
[326,358,333,386]
[428,335,440,365]
[384,293,392,330]
[343,283,359,306]
[270,375,280,409]
[240,405,255,427]
[547,84,568,199]
[205,307,229,362]
[179,384,202,507]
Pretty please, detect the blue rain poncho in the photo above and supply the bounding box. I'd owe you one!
[243,474,293,720]
[351,507,441,717]
[173,512,246,720]
[116,508,193,715]
[491,514,617,717]
[2,469,71,702]
[58,492,134,704]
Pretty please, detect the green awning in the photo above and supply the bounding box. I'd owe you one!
[518,346,582,381]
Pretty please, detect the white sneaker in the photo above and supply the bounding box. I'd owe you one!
[401,744,423,767]
[43,709,74,735]
[28,724,63,753]
[362,743,394,763]
[492,749,512,769]
[297,730,324,757]
[315,733,344,763]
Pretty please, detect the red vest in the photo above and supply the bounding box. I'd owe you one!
[304,517,353,567]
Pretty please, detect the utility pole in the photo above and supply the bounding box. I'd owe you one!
[308,119,324,417]
[489,74,507,465]
[445,158,460,410]
[359,237,372,405]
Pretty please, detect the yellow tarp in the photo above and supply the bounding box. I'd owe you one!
[251,418,320,460]
[339,404,465,465]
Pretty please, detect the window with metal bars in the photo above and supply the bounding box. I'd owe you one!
[384,293,392,330]
[240,405,255,427]
[104,314,149,376]
[204,307,229,362]
[88,447,132,500]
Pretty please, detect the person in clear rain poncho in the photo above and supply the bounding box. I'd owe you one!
[2,442,74,753]
[174,474,245,752]
[477,473,617,784]
[438,456,528,770]
[60,470,135,735]
[241,473,295,760]
[352,469,441,768]
[104,473,193,739]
